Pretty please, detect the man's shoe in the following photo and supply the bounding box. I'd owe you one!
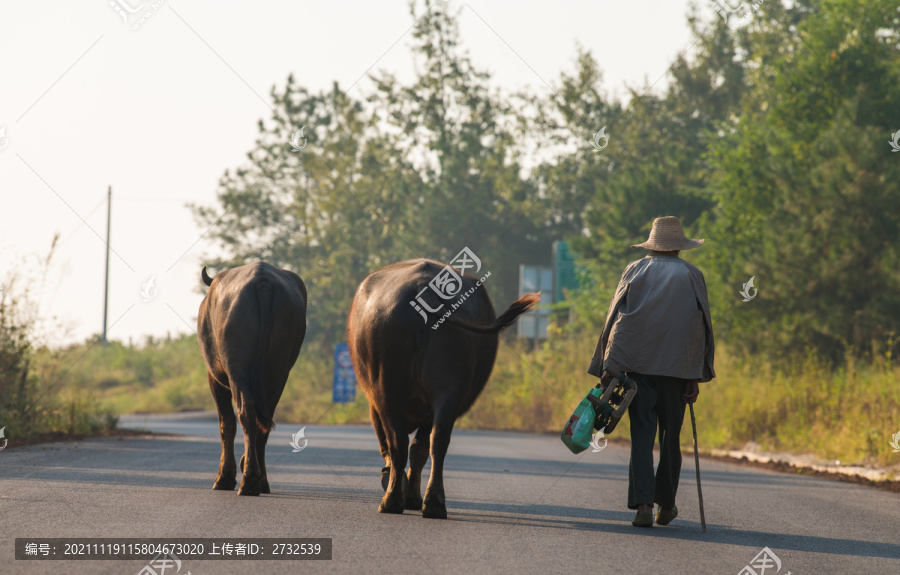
[656,505,678,525]
[632,510,653,527]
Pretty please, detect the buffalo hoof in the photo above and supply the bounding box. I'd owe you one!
[380,466,390,492]
[238,473,262,496]
[260,480,271,494]
[212,477,236,490]
[422,498,447,519]
[378,493,405,514]
[405,495,424,511]
[238,484,261,496]
[378,501,404,514]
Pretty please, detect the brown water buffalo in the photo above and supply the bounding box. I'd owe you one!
[198,262,307,496]
[348,257,539,518]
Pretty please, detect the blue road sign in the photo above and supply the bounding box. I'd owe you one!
[332,343,356,403]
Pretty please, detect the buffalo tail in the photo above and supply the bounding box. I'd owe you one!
[201,266,214,286]
[445,292,540,335]
[246,280,275,433]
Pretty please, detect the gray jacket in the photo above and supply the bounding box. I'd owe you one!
[587,254,716,382]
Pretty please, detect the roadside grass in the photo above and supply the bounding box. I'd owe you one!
[475,335,900,472]
[30,335,370,427]
[19,332,900,474]
[0,341,120,439]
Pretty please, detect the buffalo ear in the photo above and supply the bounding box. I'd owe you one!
[201,266,214,286]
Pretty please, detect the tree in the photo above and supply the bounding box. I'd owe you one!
[192,76,415,342]
[534,10,744,316]
[193,1,551,343]
[368,2,552,305]
[702,0,900,360]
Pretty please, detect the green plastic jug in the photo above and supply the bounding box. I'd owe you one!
[561,387,602,454]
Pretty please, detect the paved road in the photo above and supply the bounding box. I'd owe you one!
[1,412,897,574]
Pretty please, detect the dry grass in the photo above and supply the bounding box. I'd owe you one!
[464,334,900,472]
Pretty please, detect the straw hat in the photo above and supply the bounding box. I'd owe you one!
[631,216,705,251]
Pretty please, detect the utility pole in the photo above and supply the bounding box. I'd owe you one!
[102,186,111,346]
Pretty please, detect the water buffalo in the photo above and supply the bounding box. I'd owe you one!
[197,262,307,496]
[348,258,539,518]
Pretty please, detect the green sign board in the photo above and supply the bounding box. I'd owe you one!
[553,240,580,302]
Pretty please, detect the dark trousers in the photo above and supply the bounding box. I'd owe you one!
[626,372,687,510]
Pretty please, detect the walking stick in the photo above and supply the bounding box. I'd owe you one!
[689,403,707,533]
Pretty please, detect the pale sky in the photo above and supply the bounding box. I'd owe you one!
[0,0,708,346]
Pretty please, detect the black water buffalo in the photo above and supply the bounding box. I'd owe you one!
[348,258,539,518]
[198,262,307,496]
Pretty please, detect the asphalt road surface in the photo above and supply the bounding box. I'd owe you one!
[1,412,897,574]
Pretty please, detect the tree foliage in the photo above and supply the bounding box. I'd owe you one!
[194,2,550,342]
[699,0,900,360]
[193,0,900,362]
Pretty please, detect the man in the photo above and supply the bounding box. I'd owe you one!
[588,216,715,528]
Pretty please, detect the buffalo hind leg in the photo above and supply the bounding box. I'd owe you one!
[236,390,262,496]
[371,405,391,492]
[378,408,408,514]
[406,424,431,510]
[256,430,271,494]
[423,400,458,519]
[210,373,237,491]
